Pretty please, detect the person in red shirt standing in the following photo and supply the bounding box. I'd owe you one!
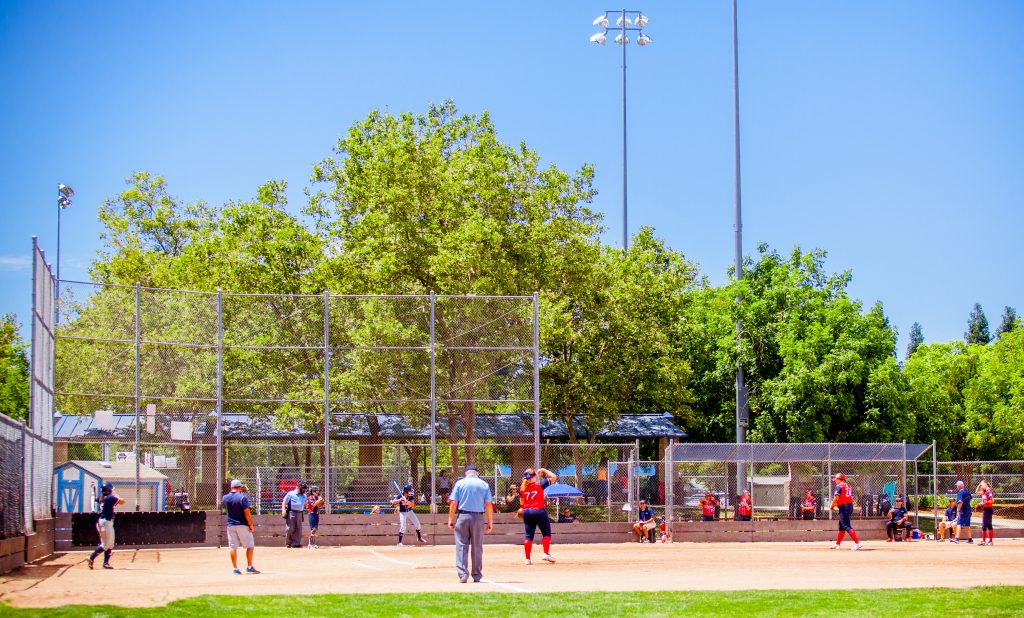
[736,489,753,521]
[976,480,995,545]
[699,493,720,522]
[520,467,558,565]
[829,473,862,550]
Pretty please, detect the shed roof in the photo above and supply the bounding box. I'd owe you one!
[56,460,168,481]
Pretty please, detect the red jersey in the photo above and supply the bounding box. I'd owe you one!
[834,481,853,505]
[700,498,717,517]
[738,496,752,516]
[520,478,549,510]
[802,495,816,509]
[981,489,994,509]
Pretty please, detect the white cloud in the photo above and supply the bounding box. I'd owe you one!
[0,256,31,272]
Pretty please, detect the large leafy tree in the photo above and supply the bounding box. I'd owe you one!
[0,314,29,423]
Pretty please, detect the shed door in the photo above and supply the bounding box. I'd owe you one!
[121,485,155,513]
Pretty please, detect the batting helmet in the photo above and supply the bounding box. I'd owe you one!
[833,473,846,481]
[101,482,114,494]
[403,484,413,492]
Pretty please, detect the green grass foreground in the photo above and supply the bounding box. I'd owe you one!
[2,587,1023,618]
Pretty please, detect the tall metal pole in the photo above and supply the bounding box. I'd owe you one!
[533,292,541,468]
[134,282,141,511]
[429,291,437,513]
[931,440,938,530]
[732,0,749,494]
[216,290,224,510]
[323,291,331,513]
[621,8,629,250]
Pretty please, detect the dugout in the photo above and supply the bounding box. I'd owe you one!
[54,460,168,513]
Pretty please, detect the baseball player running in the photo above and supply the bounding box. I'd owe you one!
[88,483,124,570]
[519,467,557,565]
[829,473,862,550]
[391,484,428,546]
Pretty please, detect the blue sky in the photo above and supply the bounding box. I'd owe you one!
[1,1,1021,353]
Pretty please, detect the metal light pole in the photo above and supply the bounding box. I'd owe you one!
[732,0,750,494]
[590,10,652,251]
[56,183,74,323]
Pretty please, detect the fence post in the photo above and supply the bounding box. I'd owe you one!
[216,290,224,511]
[902,440,907,501]
[323,290,331,514]
[429,291,437,514]
[827,443,832,520]
[134,282,141,511]
[931,440,938,528]
[21,421,28,535]
[533,292,540,469]
[665,440,674,526]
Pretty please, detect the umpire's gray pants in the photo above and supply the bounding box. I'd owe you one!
[454,512,485,582]
[286,510,304,547]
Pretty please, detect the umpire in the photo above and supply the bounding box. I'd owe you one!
[281,481,308,548]
[447,465,494,583]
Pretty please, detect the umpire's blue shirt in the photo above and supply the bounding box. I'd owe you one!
[283,489,307,511]
[956,488,972,514]
[449,474,493,513]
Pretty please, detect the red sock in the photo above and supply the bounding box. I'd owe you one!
[989,530,994,543]
[542,537,551,553]
[524,540,532,559]
[836,531,845,545]
[849,530,860,543]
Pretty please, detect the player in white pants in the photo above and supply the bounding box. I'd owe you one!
[392,485,427,545]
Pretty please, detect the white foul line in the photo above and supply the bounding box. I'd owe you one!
[480,579,531,593]
[351,561,384,571]
[368,549,418,567]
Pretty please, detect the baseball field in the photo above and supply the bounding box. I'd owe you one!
[2,540,1023,616]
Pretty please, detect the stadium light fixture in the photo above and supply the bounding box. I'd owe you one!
[56,182,74,322]
[587,9,653,250]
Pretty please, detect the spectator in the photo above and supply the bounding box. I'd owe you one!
[736,489,752,521]
[800,489,817,520]
[557,507,576,523]
[499,483,521,513]
[438,469,452,503]
[420,470,433,501]
[632,499,656,543]
[884,497,912,542]
[936,498,958,541]
[596,457,609,503]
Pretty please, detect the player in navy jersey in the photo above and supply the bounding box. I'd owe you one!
[391,484,427,546]
[88,483,124,570]
[829,473,862,550]
[884,497,911,542]
[952,480,973,544]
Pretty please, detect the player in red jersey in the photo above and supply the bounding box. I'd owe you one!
[699,493,720,522]
[520,467,557,565]
[976,480,995,545]
[828,473,862,550]
[736,489,753,521]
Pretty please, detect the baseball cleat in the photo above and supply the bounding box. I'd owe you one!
[543,553,556,563]
[524,558,532,565]
[419,537,428,544]
[233,568,242,575]
[851,543,863,551]
[102,563,113,569]
[951,538,959,544]
[246,566,260,574]
[397,542,405,547]
[829,544,840,549]
[886,538,893,543]
[967,539,974,544]
[87,557,94,570]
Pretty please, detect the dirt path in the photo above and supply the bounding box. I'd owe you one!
[2,539,1022,608]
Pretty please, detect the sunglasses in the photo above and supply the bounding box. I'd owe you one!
[523,472,535,479]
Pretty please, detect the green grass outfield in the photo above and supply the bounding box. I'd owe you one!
[2,588,1023,618]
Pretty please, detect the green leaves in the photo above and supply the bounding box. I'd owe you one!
[0,314,29,423]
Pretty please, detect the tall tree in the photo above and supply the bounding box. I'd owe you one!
[997,306,1019,336]
[965,303,991,345]
[0,314,30,423]
[906,322,924,359]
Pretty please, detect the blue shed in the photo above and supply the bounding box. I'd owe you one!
[54,460,168,513]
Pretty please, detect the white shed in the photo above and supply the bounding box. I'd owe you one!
[54,460,168,513]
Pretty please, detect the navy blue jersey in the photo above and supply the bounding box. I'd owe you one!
[223,491,250,526]
[944,506,957,521]
[888,506,907,523]
[956,488,973,513]
[637,506,654,522]
[99,494,118,520]
[394,493,414,512]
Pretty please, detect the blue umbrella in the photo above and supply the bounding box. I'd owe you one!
[544,482,584,498]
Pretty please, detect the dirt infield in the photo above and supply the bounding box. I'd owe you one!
[2,539,1023,608]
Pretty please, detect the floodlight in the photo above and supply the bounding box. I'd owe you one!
[592,14,609,28]
[615,33,628,45]
[58,183,75,198]
[616,16,632,27]
[635,14,649,28]
[590,32,607,44]
[637,33,652,46]
[58,195,71,209]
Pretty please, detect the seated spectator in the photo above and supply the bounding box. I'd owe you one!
[884,497,912,542]
[800,489,817,520]
[498,483,521,513]
[936,498,958,541]
[632,499,656,543]
[699,493,720,522]
[557,507,576,523]
[736,489,752,521]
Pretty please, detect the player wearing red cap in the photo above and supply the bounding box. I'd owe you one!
[829,473,862,550]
